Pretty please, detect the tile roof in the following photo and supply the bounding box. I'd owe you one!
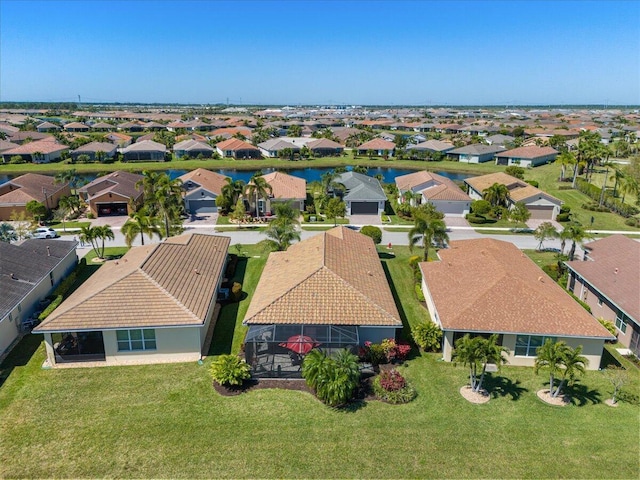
[465,172,561,205]
[357,138,396,150]
[395,171,470,201]
[63,122,89,129]
[216,138,259,151]
[3,139,68,155]
[420,239,612,338]
[78,170,144,202]
[122,139,166,153]
[0,173,68,205]
[35,233,230,332]
[495,145,558,159]
[71,142,117,154]
[244,227,401,327]
[179,168,229,196]
[1,240,77,319]
[260,171,306,200]
[306,138,344,149]
[448,143,506,155]
[407,140,454,152]
[173,139,215,152]
[0,140,21,153]
[8,131,54,143]
[565,236,640,322]
[258,138,300,151]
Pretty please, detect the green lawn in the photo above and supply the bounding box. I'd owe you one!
[47,220,91,230]
[0,243,638,478]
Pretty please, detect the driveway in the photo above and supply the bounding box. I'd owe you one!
[348,214,381,226]
[444,216,470,228]
[526,218,563,231]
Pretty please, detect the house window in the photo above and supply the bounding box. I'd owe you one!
[615,313,628,334]
[50,272,55,286]
[515,335,557,357]
[597,298,603,307]
[116,329,157,351]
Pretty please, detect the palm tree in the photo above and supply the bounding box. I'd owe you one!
[121,211,162,247]
[408,212,449,262]
[301,349,331,391]
[609,167,625,198]
[474,334,509,394]
[452,334,483,391]
[93,225,114,259]
[555,151,575,182]
[58,195,81,217]
[0,222,17,243]
[79,225,98,256]
[554,345,588,398]
[619,169,639,204]
[562,222,591,261]
[534,339,565,397]
[221,178,246,207]
[246,175,272,217]
[136,170,164,202]
[54,169,82,194]
[154,176,183,238]
[482,183,509,208]
[260,217,301,251]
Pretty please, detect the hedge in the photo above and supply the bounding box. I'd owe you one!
[39,295,63,320]
[575,178,639,217]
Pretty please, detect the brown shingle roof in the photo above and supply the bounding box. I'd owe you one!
[244,227,401,327]
[179,168,229,196]
[35,233,230,332]
[260,171,306,200]
[0,173,67,205]
[565,235,640,322]
[495,145,558,159]
[465,172,561,205]
[357,138,396,150]
[78,170,144,202]
[420,239,612,338]
[395,171,470,202]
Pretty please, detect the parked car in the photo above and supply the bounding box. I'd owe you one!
[32,227,59,239]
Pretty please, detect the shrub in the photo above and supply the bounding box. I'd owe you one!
[556,213,572,222]
[302,349,360,407]
[231,282,243,302]
[560,205,571,214]
[361,342,386,365]
[568,291,592,313]
[53,271,77,297]
[86,213,95,219]
[378,369,406,391]
[411,321,443,352]
[558,185,574,190]
[415,283,425,302]
[408,255,421,270]
[303,214,310,222]
[576,178,640,218]
[210,355,251,386]
[598,318,617,337]
[360,225,382,244]
[505,166,525,179]
[582,202,609,212]
[470,199,491,215]
[373,370,417,404]
[9,155,25,164]
[624,217,640,227]
[525,180,539,188]
[466,214,495,224]
[38,295,63,321]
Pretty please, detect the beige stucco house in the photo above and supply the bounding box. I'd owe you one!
[34,233,230,367]
[420,238,613,369]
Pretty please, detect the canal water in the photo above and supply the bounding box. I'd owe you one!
[0,165,471,186]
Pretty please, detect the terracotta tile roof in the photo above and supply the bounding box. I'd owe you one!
[0,139,20,153]
[565,235,640,322]
[465,172,561,205]
[306,138,344,150]
[395,171,470,202]
[179,168,229,196]
[407,140,454,152]
[357,138,396,150]
[244,227,401,327]
[63,122,89,130]
[495,145,558,159]
[7,131,53,143]
[395,170,438,191]
[420,239,612,338]
[71,141,117,154]
[78,170,144,202]
[448,144,506,155]
[35,233,230,332]
[215,138,259,151]
[0,173,68,205]
[3,139,68,155]
[122,139,166,153]
[210,127,252,138]
[260,171,306,199]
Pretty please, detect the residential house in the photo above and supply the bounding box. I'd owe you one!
[121,140,167,162]
[178,168,229,214]
[257,138,300,158]
[36,121,60,133]
[243,226,402,378]
[0,140,20,155]
[335,171,386,216]
[395,170,471,216]
[0,173,70,221]
[90,122,114,132]
[447,144,506,163]
[105,132,132,148]
[1,239,77,357]
[117,121,145,132]
[465,172,563,220]
[70,142,118,162]
[494,146,559,168]
[34,233,231,367]
[173,139,215,159]
[78,170,144,217]
[484,134,515,147]
[406,140,454,155]
[306,138,344,157]
[356,138,396,157]
[7,131,53,144]
[215,138,262,159]
[420,238,613,369]
[246,171,306,216]
[1,139,68,164]
[63,122,90,133]
[565,235,640,357]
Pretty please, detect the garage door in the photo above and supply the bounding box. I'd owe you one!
[527,205,554,219]
[97,202,128,216]
[189,199,217,214]
[351,202,378,214]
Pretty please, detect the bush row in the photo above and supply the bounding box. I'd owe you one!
[575,178,639,217]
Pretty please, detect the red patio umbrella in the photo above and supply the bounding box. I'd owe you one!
[279,335,320,355]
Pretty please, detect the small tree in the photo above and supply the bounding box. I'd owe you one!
[325,197,346,226]
[360,225,382,244]
[453,334,484,391]
[534,221,558,250]
[25,200,47,223]
[505,165,525,179]
[535,340,588,398]
[604,366,628,405]
[508,201,531,224]
[229,198,247,223]
[210,355,251,387]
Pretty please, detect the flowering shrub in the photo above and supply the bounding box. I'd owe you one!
[378,369,406,391]
[360,339,411,364]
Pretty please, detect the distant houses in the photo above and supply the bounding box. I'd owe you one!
[0,173,70,220]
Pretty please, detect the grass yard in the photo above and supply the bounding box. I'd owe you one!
[0,243,638,478]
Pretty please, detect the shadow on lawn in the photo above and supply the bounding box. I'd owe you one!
[484,374,528,400]
[207,256,248,356]
[567,382,601,406]
[380,261,412,342]
[0,333,41,389]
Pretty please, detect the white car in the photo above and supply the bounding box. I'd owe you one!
[32,227,59,239]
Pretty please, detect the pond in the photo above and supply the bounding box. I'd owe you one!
[0,165,471,186]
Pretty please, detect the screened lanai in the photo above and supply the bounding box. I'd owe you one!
[244,324,359,378]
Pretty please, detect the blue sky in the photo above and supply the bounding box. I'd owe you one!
[1,0,638,105]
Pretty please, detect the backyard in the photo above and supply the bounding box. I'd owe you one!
[0,244,638,478]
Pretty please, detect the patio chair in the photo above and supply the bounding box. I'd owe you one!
[288,351,303,369]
